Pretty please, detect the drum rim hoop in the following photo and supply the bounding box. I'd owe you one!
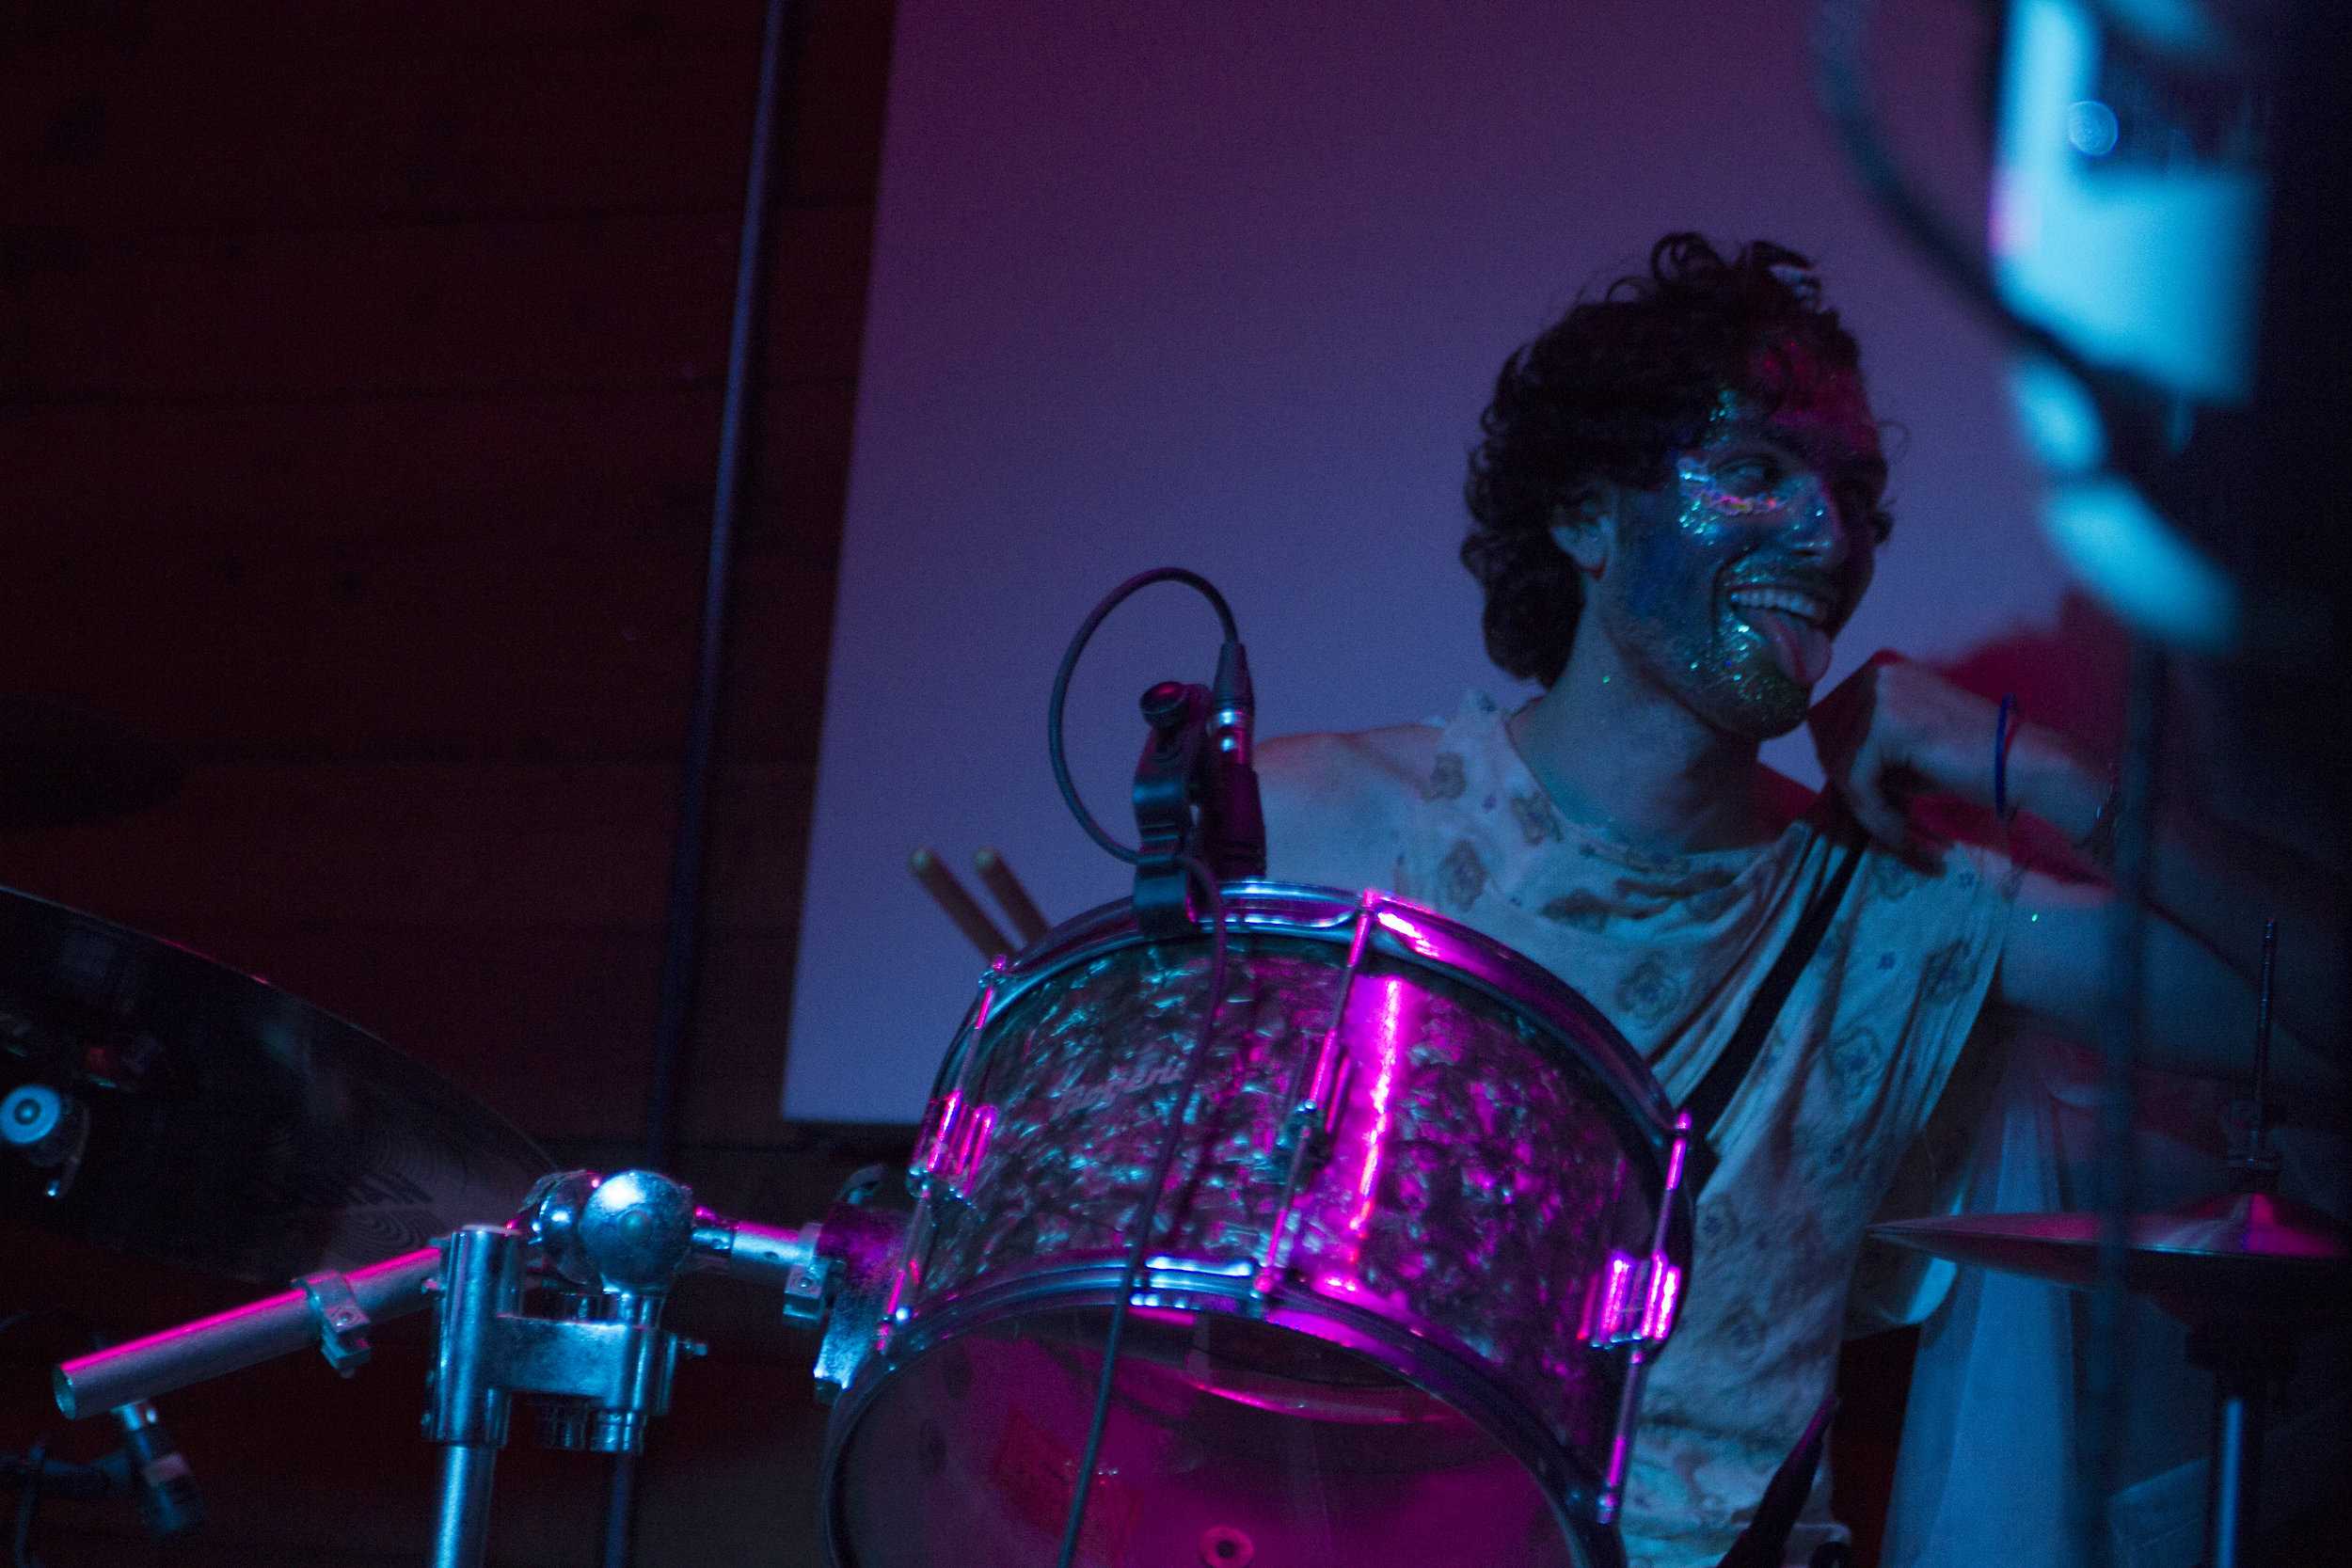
[816,1261,1624,1568]
[926,879,1680,1166]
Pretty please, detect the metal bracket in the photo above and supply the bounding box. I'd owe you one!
[1580,1249,1684,1347]
[1586,1117,1692,1349]
[299,1268,376,1375]
[809,1194,910,1406]
[780,1223,832,1327]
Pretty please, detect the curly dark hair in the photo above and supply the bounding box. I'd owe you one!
[1462,233,1891,687]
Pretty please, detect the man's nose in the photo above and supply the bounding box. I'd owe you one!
[1783,479,1851,565]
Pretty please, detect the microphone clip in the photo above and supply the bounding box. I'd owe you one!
[1128,659,1269,940]
[1131,680,1208,939]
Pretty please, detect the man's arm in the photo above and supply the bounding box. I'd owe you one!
[1999,868,2345,1115]
[1255,725,1436,893]
[1812,654,2345,1087]
[2001,724,2347,1057]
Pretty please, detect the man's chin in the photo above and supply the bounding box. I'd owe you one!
[1697,676,1811,742]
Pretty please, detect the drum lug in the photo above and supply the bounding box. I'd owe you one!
[1579,1247,1683,1348]
[910,967,1005,1204]
[910,1089,997,1204]
[1583,1118,1691,1350]
[1258,892,1379,1274]
[1273,1052,1352,1164]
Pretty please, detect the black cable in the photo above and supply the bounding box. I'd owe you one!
[10,1436,45,1568]
[2082,638,2164,1568]
[1049,858,1230,1568]
[1041,567,1241,1563]
[1812,0,2106,390]
[1811,13,2153,1560]
[1047,567,1240,865]
[617,1,799,1563]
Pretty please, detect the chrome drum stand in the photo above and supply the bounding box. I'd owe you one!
[54,1167,884,1568]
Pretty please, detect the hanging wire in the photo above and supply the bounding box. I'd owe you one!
[1047,566,1240,865]
[2080,638,2165,1568]
[1812,0,2105,388]
[1037,569,1247,1562]
[11,1434,48,1568]
[1050,858,1231,1568]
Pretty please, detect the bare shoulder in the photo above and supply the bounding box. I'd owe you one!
[1256,722,1438,891]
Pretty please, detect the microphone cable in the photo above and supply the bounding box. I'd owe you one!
[1041,567,1242,1568]
[1050,858,1229,1568]
[1047,565,1240,866]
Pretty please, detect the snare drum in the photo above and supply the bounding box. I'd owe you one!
[818,883,1690,1568]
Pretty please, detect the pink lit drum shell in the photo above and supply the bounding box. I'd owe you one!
[819,882,1689,1568]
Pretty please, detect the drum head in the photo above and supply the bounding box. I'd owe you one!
[830,1304,1588,1568]
[823,884,1676,1568]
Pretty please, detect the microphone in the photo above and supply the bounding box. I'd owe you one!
[110,1397,203,1539]
[1206,639,1266,879]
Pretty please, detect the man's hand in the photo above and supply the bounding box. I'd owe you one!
[1807,652,2108,860]
[1807,653,2001,859]
[1813,664,2346,1094]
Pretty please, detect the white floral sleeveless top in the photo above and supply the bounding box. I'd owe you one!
[1382,694,2015,1568]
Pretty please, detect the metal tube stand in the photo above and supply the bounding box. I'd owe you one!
[2187,1327,2289,1568]
[420,1178,714,1568]
[47,1167,880,1568]
[425,1226,524,1568]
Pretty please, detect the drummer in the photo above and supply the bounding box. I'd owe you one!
[1256,233,2342,1568]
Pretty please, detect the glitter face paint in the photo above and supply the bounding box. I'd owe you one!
[1592,374,1883,739]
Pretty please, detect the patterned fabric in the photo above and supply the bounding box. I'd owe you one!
[1383,693,2017,1568]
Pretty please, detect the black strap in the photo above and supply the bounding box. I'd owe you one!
[1681,823,1866,1194]
[1711,1393,1840,1568]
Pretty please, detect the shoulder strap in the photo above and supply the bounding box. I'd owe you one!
[1680,820,1867,1192]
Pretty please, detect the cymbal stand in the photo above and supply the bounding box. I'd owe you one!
[53,1167,870,1568]
[2193,918,2284,1568]
[431,1165,832,1568]
[2185,1324,2294,1568]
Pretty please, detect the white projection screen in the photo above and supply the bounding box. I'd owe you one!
[783,1,2065,1123]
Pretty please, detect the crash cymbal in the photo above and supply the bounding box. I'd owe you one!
[0,695,181,833]
[0,887,549,1283]
[1870,1190,2351,1327]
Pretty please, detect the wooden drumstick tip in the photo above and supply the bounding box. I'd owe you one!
[973,846,1050,943]
[909,846,1012,959]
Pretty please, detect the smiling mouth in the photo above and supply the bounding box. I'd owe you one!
[1724,582,1836,685]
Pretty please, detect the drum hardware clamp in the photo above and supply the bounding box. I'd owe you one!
[298,1268,377,1375]
[54,1166,907,1568]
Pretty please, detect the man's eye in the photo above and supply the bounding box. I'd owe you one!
[1836,483,1883,531]
[1717,457,1781,494]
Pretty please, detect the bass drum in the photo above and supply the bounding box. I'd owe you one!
[818,883,1692,1568]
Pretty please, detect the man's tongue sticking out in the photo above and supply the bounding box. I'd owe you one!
[1742,604,1834,688]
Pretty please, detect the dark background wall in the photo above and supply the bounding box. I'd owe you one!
[2,3,900,1563]
[0,4,1924,1563]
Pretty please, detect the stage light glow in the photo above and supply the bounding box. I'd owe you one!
[2040,474,2237,650]
[2007,355,2106,475]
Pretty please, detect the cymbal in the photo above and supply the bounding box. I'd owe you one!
[0,887,550,1284]
[1870,1191,2351,1327]
[0,695,181,833]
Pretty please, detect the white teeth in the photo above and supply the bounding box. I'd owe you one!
[1726,586,1828,625]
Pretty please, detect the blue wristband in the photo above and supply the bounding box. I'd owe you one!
[1994,693,2017,821]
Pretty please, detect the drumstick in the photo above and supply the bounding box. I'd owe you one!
[909,847,1011,958]
[973,847,1050,943]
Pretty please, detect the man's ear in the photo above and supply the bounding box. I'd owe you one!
[1548,487,1613,579]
